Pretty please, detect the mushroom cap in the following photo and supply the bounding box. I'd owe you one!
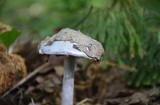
[38,28,104,61]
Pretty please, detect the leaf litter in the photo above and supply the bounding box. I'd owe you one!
[0,39,160,105]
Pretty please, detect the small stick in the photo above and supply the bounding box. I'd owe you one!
[76,98,92,105]
[71,6,93,28]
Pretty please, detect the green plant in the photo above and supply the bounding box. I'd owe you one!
[78,0,145,63]
[0,28,20,48]
[77,0,160,87]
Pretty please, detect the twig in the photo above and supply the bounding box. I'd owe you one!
[76,98,92,105]
[71,6,93,28]
[0,62,52,98]
[85,60,136,72]
[107,61,136,72]
[31,98,36,105]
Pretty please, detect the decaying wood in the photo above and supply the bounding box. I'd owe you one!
[0,62,52,98]
[0,52,27,95]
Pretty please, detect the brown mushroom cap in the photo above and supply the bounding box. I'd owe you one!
[39,28,104,61]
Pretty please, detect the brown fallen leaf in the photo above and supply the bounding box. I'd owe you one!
[0,22,12,34]
[128,92,149,105]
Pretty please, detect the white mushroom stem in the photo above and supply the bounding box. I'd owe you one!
[62,56,76,105]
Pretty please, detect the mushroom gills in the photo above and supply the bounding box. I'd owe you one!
[39,41,90,59]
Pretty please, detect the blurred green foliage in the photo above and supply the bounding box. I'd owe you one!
[0,0,89,36]
[0,0,160,87]
[78,0,145,63]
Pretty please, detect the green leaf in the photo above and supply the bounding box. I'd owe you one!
[0,28,21,48]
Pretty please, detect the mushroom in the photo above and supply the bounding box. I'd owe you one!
[38,28,104,105]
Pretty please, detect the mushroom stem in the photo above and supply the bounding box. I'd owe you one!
[62,56,76,105]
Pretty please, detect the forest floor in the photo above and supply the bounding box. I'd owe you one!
[0,41,160,105]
